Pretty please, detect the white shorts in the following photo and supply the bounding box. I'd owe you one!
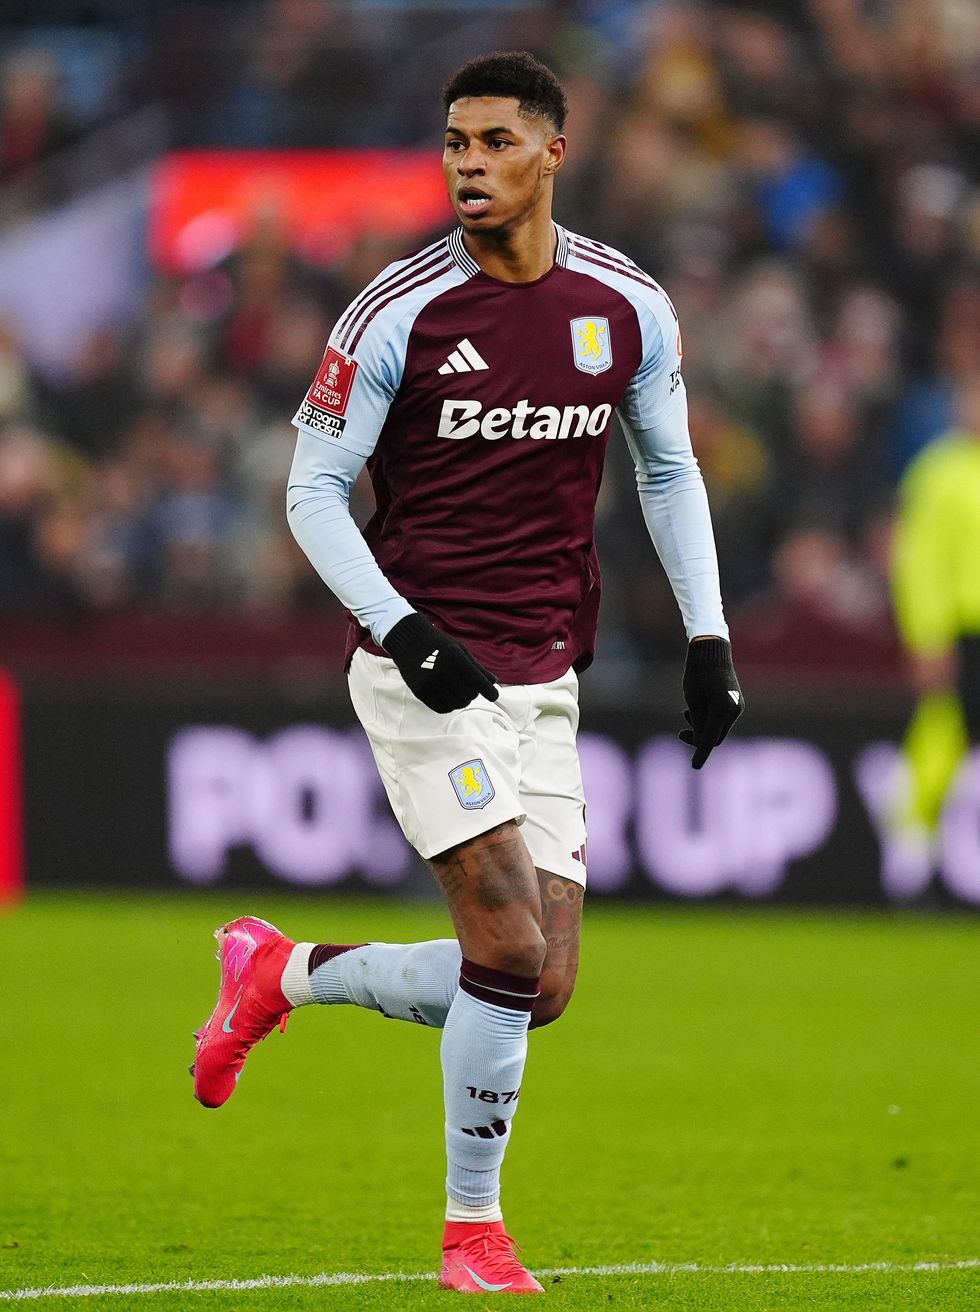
[348,648,588,886]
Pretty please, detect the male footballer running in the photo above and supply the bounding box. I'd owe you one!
[191,51,743,1294]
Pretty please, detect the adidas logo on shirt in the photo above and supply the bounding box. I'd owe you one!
[421,650,439,669]
[438,339,489,375]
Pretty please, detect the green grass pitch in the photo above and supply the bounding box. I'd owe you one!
[2,893,979,1310]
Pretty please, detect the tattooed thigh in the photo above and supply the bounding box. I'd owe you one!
[429,821,539,913]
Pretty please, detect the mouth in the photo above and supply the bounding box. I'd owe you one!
[458,187,492,217]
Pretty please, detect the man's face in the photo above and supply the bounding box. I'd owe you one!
[443,96,564,234]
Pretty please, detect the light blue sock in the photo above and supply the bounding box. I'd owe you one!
[441,963,538,1208]
[281,939,461,1028]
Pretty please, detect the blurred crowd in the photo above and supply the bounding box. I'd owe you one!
[0,0,978,676]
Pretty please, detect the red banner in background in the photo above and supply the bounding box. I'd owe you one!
[0,671,24,908]
[149,150,453,274]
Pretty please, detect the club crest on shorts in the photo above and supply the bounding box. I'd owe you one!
[570,317,612,374]
[449,759,495,810]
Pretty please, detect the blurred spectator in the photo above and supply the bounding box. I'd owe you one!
[891,278,980,473]
[0,420,84,610]
[738,119,844,252]
[686,389,772,599]
[0,318,37,423]
[151,440,238,608]
[46,326,139,460]
[781,379,884,538]
[0,48,80,183]
[772,526,885,630]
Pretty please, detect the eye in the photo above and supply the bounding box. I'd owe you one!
[446,140,465,152]
[490,139,510,150]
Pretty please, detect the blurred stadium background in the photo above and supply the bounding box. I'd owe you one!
[0,0,979,908]
[4,4,980,1307]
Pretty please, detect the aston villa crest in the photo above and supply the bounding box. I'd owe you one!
[571,317,612,375]
[449,759,495,810]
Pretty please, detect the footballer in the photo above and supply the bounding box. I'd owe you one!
[192,51,742,1294]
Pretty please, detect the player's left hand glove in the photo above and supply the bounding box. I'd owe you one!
[680,637,744,769]
[383,612,499,713]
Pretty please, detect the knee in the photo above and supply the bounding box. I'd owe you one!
[490,921,547,979]
[530,979,575,1029]
[459,910,546,979]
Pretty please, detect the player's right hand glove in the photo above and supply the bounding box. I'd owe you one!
[680,636,744,769]
[383,613,499,713]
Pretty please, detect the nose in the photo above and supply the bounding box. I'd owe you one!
[457,144,486,175]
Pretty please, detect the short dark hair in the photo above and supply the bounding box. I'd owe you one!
[442,51,567,132]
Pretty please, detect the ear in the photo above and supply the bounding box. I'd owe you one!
[544,133,566,176]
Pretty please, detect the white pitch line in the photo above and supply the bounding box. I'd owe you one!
[2,1259,980,1301]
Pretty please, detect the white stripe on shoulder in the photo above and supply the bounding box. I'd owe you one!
[337,259,470,393]
[565,231,678,322]
[564,230,642,267]
[337,250,457,354]
[333,236,452,347]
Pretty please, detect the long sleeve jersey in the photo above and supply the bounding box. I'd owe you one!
[287,223,728,683]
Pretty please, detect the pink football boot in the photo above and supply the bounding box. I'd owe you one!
[439,1221,544,1294]
[192,915,294,1108]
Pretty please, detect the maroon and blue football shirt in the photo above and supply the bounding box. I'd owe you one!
[290,224,726,684]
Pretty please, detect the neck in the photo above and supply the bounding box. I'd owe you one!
[462,198,557,283]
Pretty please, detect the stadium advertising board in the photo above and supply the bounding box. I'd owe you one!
[19,685,980,906]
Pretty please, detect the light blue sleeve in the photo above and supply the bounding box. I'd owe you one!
[618,280,684,431]
[286,255,471,643]
[617,293,729,641]
[291,318,409,458]
[286,429,415,645]
[287,308,419,644]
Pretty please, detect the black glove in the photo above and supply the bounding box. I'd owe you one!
[680,637,744,769]
[383,613,499,713]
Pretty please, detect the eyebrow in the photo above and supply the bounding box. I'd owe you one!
[445,125,517,138]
